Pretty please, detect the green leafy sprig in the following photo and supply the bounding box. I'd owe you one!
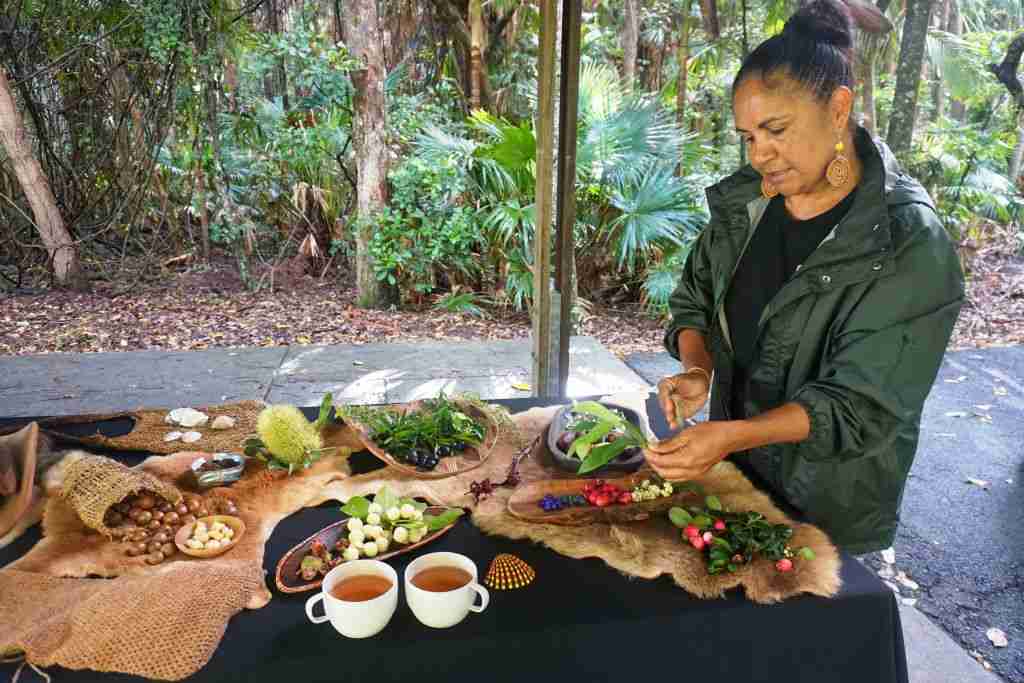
[339,393,486,455]
[669,497,816,574]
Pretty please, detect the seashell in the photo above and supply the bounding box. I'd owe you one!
[181,431,202,443]
[211,415,237,430]
[485,553,535,591]
[164,431,183,442]
[165,408,209,428]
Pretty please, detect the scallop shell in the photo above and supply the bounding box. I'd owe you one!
[485,553,535,590]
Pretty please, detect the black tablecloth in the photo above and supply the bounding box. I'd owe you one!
[1,397,909,683]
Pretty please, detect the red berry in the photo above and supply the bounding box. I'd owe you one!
[684,524,700,538]
[702,531,714,544]
[595,494,612,507]
[714,519,726,531]
[618,492,633,504]
[775,558,794,572]
[690,536,705,551]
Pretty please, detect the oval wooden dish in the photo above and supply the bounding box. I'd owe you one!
[507,473,702,526]
[274,505,461,594]
[340,399,502,480]
[175,515,246,558]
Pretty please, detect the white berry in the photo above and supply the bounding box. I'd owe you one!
[343,546,360,561]
[348,529,365,546]
[366,512,381,526]
[400,504,416,519]
[392,526,409,544]
[347,517,363,533]
[362,542,379,558]
[375,537,390,553]
[386,507,401,522]
[368,503,383,515]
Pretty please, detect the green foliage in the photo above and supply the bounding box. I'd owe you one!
[433,291,489,318]
[565,401,648,474]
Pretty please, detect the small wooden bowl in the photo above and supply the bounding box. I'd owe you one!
[175,515,246,558]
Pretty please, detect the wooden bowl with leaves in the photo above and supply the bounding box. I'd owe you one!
[338,397,504,479]
[175,515,246,558]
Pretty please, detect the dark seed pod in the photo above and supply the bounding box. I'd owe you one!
[175,503,189,517]
[164,512,180,525]
[160,543,175,557]
[137,494,156,510]
[148,519,162,531]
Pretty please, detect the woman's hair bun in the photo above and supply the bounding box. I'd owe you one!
[782,0,854,50]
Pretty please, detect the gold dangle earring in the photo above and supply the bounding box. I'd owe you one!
[761,177,778,199]
[826,139,852,188]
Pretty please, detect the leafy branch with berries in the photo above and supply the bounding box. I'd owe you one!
[669,497,815,574]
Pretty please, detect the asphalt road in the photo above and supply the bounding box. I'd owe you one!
[860,346,1023,682]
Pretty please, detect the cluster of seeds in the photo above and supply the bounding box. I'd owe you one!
[631,479,674,502]
[537,494,587,511]
[184,519,235,551]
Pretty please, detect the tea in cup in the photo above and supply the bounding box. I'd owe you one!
[305,559,398,638]
[405,552,489,628]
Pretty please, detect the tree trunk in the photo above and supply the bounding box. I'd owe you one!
[344,0,391,309]
[676,0,692,132]
[887,0,934,156]
[0,67,79,286]
[946,0,966,119]
[196,166,210,261]
[621,0,638,92]
[469,0,485,110]
[930,0,951,121]
[1009,110,1024,184]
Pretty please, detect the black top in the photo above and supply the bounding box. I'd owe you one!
[725,190,857,418]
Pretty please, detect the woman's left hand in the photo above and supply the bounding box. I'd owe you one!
[643,421,736,482]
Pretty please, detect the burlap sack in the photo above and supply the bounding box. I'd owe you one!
[60,454,183,535]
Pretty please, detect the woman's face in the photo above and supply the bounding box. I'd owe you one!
[733,74,851,198]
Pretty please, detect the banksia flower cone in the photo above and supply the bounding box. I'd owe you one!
[256,405,322,465]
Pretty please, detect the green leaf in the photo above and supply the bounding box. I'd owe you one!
[577,439,630,474]
[799,547,816,561]
[314,393,334,431]
[374,487,400,513]
[424,508,464,531]
[341,496,371,518]
[712,536,732,551]
[572,401,627,424]
[692,514,712,529]
[668,507,693,528]
[705,495,723,511]
[243,437,264,449]
[566,420,614,460]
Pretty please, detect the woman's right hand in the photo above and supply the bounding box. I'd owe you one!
[657,368,711,430]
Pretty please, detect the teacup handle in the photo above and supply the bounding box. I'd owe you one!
[468,583,490,613]
[305,593,330,624]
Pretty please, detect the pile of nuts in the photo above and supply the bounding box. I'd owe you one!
[184,519,236,551]
[104,490,238,565]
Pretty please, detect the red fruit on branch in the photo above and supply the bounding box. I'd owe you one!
[702,531,714,544]
[684,525,700,538]
[690,536,706,551]
[714,519,726,531]
[594,494,612,507]
[618,492,633,504]
[775,558,794,572]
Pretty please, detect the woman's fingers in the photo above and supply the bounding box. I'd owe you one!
[657,378,678,430]
[646,429,692,454]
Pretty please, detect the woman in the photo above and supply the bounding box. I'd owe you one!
[646,0,965,554]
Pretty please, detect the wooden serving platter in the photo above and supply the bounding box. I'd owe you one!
[341,399,501,480]
[274,505,460,594]
[507,472,702,526]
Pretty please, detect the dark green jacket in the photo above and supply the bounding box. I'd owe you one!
[664,128,964,554]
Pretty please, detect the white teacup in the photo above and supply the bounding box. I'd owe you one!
[305,559,398,638]
[404,552,489,628]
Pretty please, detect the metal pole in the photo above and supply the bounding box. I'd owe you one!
[555,0,582,399]
[532,0,557,398]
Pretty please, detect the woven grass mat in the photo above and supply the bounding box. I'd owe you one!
[38,401,265,455]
